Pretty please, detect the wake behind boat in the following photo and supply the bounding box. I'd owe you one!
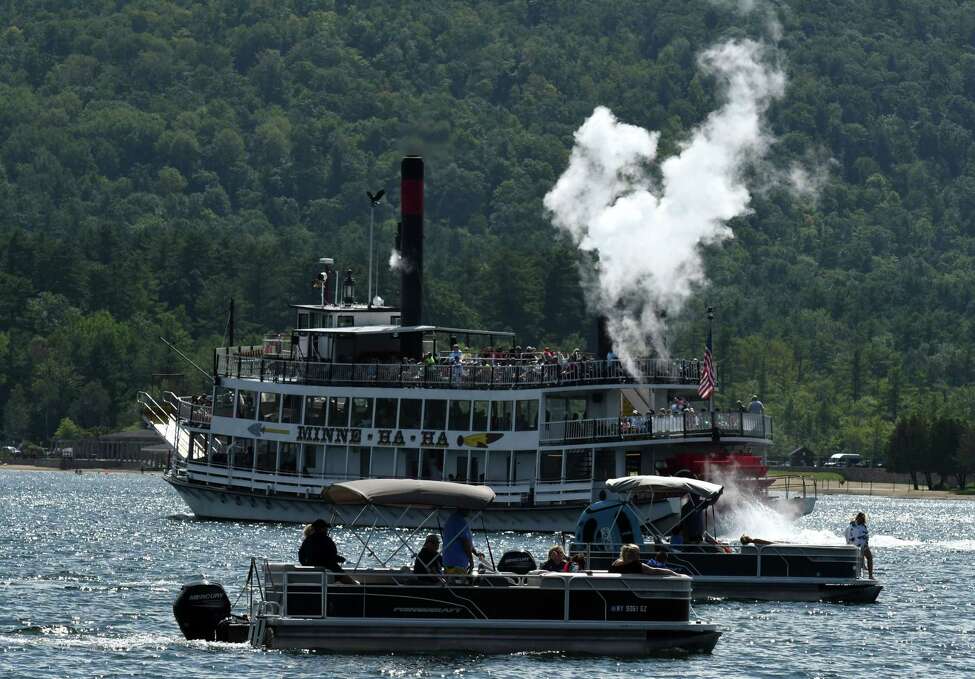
[173,479,720,655]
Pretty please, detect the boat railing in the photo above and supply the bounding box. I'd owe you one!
[215,353,703,389]
[540,412,773,445]
[178,458,590,505]
[163,391,212,428]
[770,474,818,499]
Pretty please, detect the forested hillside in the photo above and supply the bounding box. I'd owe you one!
[2,0,975,459]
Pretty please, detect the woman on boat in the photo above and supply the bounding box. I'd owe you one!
[540,545,569,571]
[609,544,680,576]
[844,512,874,579]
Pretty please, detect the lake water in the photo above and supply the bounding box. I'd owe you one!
[1,470,973,678]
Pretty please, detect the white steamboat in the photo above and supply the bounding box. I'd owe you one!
[141,156,807,531]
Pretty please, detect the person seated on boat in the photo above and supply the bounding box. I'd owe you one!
[645,548,688,574]
[609,544,679,576]
[413,534,443,576]
[442,508,484,575]
[740,534,774,546]
[844,512,874,579]
[299,519,357,584]
[540,545,569,572]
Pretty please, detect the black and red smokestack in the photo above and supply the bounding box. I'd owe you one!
[400,156,424,357]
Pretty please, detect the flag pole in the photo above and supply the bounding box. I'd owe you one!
[707,305,715,421]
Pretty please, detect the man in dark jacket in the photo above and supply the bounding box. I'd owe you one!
[413,534,443,576]
[299,519,356,583]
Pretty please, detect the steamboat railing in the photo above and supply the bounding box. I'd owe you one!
[171,455,599,505]
[540,412,773,445]
[215,354,703,389]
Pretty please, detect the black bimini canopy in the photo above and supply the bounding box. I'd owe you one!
[324,479,495,509]
[605,475,723,503]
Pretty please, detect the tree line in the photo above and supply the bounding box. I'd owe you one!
[2,1,975,457]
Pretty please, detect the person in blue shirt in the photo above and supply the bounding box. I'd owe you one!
[442,509,483,574]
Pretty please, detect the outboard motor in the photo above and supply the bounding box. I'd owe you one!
[173,579,231,641]
[498,550,537,574]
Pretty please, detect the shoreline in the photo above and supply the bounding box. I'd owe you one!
[0,463,162,475]
[3,464,972,501]
[772,479,975,501]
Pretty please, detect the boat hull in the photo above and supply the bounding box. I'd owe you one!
[691,577,882,603]
[259,617,720,655]
[165,474,679,532]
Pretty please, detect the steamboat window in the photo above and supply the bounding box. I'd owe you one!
[327,397,349,427]
[281,394,302,424]
[420,449,444,480]
[399,399,422,429]
[594,449,617,481]
[297,312,310,329]
[259,392,281,422]
[390,315,401,326]
[423,399,447,430]
[190,433,208,461]
[351,398,373,428]
[449,400,472,431]
[337,315,354,328]
[472,401,489,430]
[486,450,512,482]
[304,396,327,426]
[397,448,420,478]
[279,443,298,474]
[211,435,231,466]
[232,439,254,470]
[325,445,346,477]
[539,451,562,482]
[490,401,512,431]
[371,447,394,477]
[514,450,535,481]
[515,400,539,431]
[355,447,371,477]
[469,450,485,483]
[374,398,398,429]
[236,390,257,420]
[255,440,276,471]
[213,387,235,418]
[565,448,592,481]
[446,449,467,482]
[303,444,323,475]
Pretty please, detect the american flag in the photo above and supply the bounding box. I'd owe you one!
[698,327,716,400]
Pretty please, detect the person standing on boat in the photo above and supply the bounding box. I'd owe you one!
[748,395,765,414]
[844,512,874,579]
[299,519,357,584]
[442,508,483,574]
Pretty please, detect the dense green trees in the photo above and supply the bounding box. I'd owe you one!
[1,1,975,462]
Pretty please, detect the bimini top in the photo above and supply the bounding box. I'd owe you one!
[323,479,496,509]
[606,475,723,502]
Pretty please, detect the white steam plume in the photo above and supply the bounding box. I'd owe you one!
[388,249,412,273]
[544,39,784,372]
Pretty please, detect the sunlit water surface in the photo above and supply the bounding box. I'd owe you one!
[1,470,973,678]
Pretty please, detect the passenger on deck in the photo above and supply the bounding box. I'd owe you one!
[442,508,484,574]
[299,519,357,584]
[845,512,874,579]
[740,535,775,546]
[609,544,679,576]
[413,534,443,576]
[540,545,569,572]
